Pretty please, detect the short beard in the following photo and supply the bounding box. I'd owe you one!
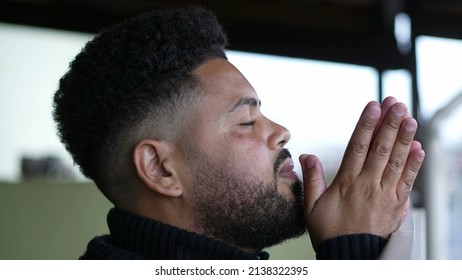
[186,147,306,251]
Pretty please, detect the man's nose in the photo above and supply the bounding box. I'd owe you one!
[268,119,291,150]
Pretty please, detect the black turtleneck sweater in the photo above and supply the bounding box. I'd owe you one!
[80,208,387,260]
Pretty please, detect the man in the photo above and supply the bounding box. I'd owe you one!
[53,7,424,259]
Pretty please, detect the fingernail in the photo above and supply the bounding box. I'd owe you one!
[302,155,315,170]
[366,102,381,119]
[417,150,425,162]
[393,104,407,116]
[382,96,397,104]
[404,119,417,132]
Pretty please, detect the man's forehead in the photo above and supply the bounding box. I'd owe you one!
[194,57,258,103]
[194,57,242,81]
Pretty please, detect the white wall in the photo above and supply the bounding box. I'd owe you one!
[0,23,93,180]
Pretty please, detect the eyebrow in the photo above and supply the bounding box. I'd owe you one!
[227,97,261,114]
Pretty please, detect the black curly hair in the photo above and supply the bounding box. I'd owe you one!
[53,6,228,205]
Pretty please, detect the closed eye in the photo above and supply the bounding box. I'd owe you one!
[240,120,256,126]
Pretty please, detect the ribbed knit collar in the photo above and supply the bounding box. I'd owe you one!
[106,207,269,260]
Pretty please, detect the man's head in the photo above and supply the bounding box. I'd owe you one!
[53,7,305,251]
[53,7,227,206]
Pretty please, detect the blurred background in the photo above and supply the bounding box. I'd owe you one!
[0,0,461,259]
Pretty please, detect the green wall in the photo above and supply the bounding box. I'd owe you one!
[0,182,315,260]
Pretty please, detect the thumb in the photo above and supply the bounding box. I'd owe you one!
[299,154,327,213]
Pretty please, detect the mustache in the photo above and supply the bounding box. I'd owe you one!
[273,148,292,175]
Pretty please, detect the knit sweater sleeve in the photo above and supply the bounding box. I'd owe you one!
[315,234,388,260]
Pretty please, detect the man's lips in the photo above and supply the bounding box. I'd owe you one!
[278,158,298,179]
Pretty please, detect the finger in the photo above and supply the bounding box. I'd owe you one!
[299,154,327,213]
[362,102,409,177]
[381,117,418,189]
[373,96,397,141]
[337,101,381,177]
[397,141,425,203]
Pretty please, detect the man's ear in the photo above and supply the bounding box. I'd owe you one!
[132,139,182,197]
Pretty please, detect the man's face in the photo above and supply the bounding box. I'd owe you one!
[180,58,306,251]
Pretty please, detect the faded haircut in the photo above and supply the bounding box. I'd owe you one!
[53,6,228,205]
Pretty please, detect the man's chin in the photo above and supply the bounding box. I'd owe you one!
[277,177,302,198]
